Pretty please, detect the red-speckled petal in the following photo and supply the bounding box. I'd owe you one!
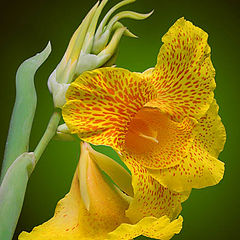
[107,215,183,240]
[123,156,182,224]
[62,68,157,150]
[145,17,216,121]
[148,100,226,192]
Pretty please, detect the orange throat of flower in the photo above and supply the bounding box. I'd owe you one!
[125,108,170,155]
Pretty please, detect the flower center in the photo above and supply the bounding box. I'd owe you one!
[125,108,169,154]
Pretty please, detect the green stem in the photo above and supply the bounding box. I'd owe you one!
[34,109,61,163]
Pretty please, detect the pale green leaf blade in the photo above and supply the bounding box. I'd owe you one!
[0,153,35,240]
[0,42,51,182]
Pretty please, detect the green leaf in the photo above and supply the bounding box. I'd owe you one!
[0,42,51,182]
[0,152,35,240]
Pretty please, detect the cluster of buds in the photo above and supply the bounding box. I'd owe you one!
[48,0,152,108]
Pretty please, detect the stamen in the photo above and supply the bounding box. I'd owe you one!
[138,133,159,143]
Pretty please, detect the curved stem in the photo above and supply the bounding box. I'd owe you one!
[34,109,61,163]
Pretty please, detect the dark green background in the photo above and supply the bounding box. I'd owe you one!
[0,0,239,239]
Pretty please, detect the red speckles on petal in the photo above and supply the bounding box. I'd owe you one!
[145,17,215,121]
[148,100,225,192]
[124,158,182,223]
[63,68,157,150]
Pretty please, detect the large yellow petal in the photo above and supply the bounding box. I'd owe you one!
[62,68,157,151]
[195,99,226,158]
[145,17,216,121]
[122,157,182,224]
[19,171,88,240]
[148,100,226,192]
[19,143,130,240]
[107,215,183,240]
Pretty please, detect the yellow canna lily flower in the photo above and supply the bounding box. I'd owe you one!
[19,143,183,240]
[62,17,226,193]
